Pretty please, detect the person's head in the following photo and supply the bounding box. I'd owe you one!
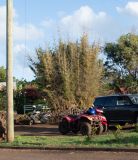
[87,107,96,115]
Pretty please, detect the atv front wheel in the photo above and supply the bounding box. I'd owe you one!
[80,122,91,136]
[103,124,108,133]
[59,119,69,135]
[29,119,34,126]
[96,124,103,135]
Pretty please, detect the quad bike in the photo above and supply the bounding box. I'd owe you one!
[29,111,51,125]
[59,107,108,136]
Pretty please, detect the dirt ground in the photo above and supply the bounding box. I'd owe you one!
[14,124,60,136]
[14,124,134,136]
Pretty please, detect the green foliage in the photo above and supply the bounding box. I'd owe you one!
[15,136,22,146]
[0,66,6,82]
[135,124,138,132]
[113,125,123,141]
[14,83,44,114]
[104,33,138,93]
[0,66,6,110]
[0,91,6,110]
[84,135,93,143]
[14,78,44,113]
[1,131,138,148]
[29,35,103,111]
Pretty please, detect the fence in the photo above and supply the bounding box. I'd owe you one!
[23,104,50,114]
[23,105,34,114]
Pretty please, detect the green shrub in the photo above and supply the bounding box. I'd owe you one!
[113,125,123,140]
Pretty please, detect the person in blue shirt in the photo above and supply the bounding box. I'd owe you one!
[87,105,96,115]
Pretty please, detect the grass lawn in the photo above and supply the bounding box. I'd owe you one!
[0,130,138,149]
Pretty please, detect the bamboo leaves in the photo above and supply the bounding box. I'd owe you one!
[29,35,102,110]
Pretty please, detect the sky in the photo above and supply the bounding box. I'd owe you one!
[0,0,138,81]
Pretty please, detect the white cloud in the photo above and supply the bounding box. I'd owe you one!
[0,6,6,40]
[0,5,44,42]
[0,6,6,20]
[13,43,34,80]
[59,5,109,39]
[14,23,44,41]
[13,63,34,81]
[1,4,136,81]
[14,44,26,54]
[13,44,29,69]
[117,2,138,16]
[13,43,35,69]
[0,5,44,81]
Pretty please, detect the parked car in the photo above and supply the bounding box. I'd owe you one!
[93,94,138,125]
[59,107,107,136]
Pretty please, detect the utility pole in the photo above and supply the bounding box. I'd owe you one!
[6,0,14,142]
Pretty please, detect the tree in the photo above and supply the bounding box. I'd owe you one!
[29,35,103,111]
[0,66,6,110]
[14,79,43,114]
[0,66,6,82]
[104,33,138,93]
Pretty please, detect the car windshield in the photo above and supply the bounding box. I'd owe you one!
[129,95,138,104]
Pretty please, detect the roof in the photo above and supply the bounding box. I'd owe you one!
[95,94,138,98]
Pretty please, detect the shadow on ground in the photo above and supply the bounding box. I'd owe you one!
[14,124,59,136]
[15,124,135,137]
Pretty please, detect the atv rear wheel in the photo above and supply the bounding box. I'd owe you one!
[59,119,69,135]
[96,124,103,135]
[80,122,91,136]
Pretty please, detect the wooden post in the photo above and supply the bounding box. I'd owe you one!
[6,0,14,142]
